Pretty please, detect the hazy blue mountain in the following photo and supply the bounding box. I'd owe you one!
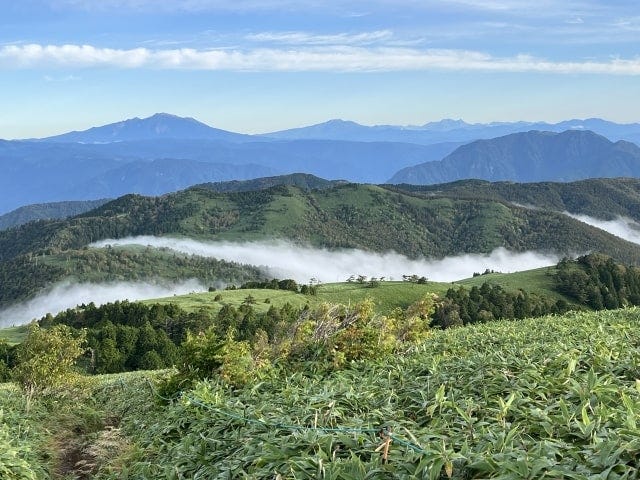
[265,118,640,145]
[0,136,456,213]
[67,158,278,198]
[39,113,254,144]
[29,113,640,146]
[5,113,640,215]
[0,199,111,231]
[388,130,640,184]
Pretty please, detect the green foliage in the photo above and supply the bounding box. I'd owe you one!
[557,253,640,310]
[166,327,258,394]
[13,324,86,402]
[0,379,52,478]
[0,427,39,479]
[113,308,640,479]
[0,340,16,382]
[41,301,202,374]
[433,282,570,327]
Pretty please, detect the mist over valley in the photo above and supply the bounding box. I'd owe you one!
[0,279,204,328]
[93,236,563,284]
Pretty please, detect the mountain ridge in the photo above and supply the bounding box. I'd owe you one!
[2,178,640,308]
[13,113,640,146]
[37,113,255,144]
[389,130,640,184]
[263,117,640,145]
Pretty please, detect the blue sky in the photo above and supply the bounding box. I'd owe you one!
[1,0,639,138]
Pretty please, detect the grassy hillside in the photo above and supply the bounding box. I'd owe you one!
[145,263,579,316]
[455,266,566,298]
[144,280,453,316]
[0,325,28,344]
[195,172,346,193]
[2,179,640,307]
[3,308,639,478]
[3,182,640,263]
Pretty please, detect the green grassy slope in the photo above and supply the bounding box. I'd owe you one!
[0,325,28,344]
[455,266,567,299]
[115,308,640,478]
[4,307,636,478]
[144,280,453,316]
[3,182,640,263]
[144,263,580,317]
[2,179,640,308]
[35,309,640,480]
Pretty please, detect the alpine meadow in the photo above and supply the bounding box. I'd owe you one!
[2,1,640,479]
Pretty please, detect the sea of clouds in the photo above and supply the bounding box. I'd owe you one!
[7,208,640,330]
[92,236,561,284]
[8,214,638,329]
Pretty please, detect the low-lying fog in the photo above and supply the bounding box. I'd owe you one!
[93,236,561,284]
[5,215,637,330]
[0,279,203,328]
[564,213,640,245]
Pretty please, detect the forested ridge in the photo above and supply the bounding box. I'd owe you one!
[0,247,263,308]
[2,179,640,308]
[392,177,640,221]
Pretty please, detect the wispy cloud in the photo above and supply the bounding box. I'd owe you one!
[245,30,394,46]
[564,213,640,245]
[2,43,640,74]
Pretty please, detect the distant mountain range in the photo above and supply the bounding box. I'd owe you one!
[28,113,640,146]
[0,114,462,213]
[264,117,640,145]
[3,113,640,214]
[389,130,640,184]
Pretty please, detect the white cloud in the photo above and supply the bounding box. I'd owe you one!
[91,237,561,284]
[2,43,640,74]
[0,279,204,328]
[564,213,640,245]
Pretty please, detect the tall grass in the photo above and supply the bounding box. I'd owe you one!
[107,308,640,479]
